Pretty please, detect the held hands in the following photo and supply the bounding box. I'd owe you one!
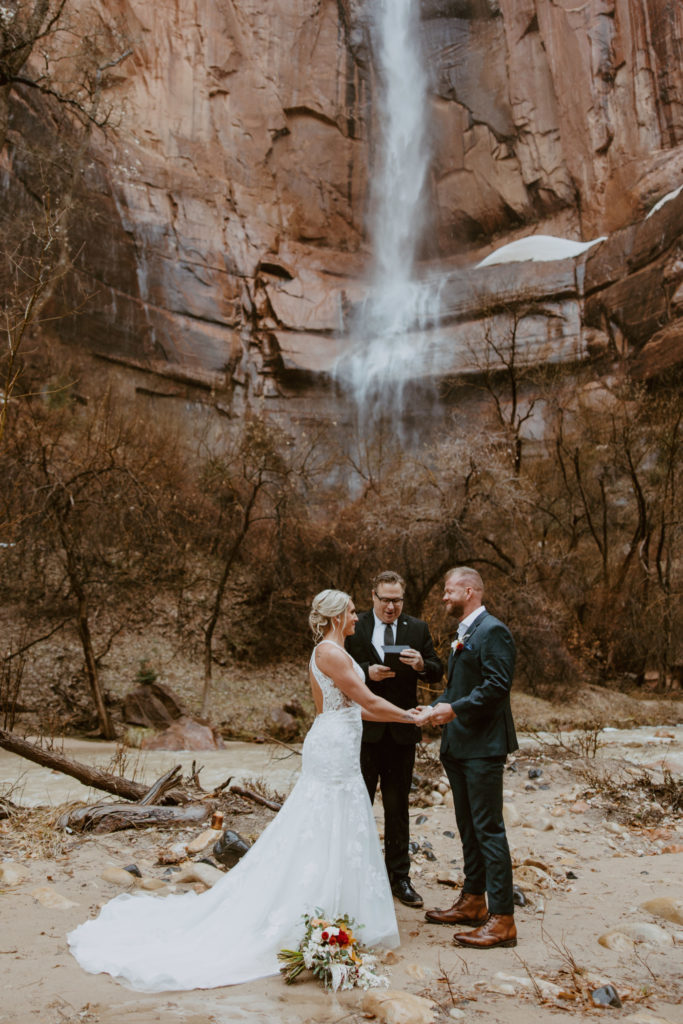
[423,702,456,725]
[405,706,434,727]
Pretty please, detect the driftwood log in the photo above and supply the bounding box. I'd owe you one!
[230,785,282,811]
[58,802,211,833]
[56,767,212,833]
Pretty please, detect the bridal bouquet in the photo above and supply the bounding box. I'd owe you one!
[278,910,388,991]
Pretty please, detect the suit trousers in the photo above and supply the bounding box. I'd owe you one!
[360,733,415,882]
[441,752,513,915]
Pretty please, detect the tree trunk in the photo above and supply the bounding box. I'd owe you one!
[201,484,259,718]
[0,729,178,802]
[58,518,116,739]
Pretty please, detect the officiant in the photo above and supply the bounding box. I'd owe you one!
[345,570,443,908]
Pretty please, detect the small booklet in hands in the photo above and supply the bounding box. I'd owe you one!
[383,644,409,671]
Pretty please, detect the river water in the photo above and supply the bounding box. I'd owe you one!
[1,725,680,809]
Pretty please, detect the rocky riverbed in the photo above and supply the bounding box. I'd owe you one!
[1,725,682,1024]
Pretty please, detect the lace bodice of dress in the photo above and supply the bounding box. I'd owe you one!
[310,640,362,712]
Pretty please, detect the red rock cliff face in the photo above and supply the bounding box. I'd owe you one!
[7,0,683,406]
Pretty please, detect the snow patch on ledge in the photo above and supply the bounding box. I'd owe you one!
[477,234,606,268]
[645,184,683,220]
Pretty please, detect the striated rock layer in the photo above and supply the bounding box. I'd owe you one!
[6,0,683,420]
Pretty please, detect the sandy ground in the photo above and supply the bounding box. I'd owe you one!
[1,726,682,1024]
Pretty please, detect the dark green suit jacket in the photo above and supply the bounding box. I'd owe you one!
[346,610,443,745]
[436,610,518,759]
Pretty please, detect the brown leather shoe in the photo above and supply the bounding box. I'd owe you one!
[453,913,517,948]
[425,892,488,926]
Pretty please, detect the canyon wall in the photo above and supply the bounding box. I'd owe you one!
[5,0,683,418]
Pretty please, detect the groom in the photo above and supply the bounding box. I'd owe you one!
[346,570,443,908]
[423,566,519,948]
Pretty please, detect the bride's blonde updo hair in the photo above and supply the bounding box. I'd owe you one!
[309,589,351,642]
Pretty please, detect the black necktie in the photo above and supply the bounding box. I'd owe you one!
[383,624,394,659]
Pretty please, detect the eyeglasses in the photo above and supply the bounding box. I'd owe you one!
[374,595,404,605]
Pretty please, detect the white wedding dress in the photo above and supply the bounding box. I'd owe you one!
[67,642,399,991]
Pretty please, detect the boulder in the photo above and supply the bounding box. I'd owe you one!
[122,681,185,729]
[141,715,225,751]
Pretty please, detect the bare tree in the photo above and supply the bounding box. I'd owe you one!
[0,0,131,148]
[196,415,319,718]
[2,383,192,737]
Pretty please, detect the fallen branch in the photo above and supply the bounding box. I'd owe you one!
[57,801,210,833]
[230,784,282,811]
[0,729,185,803]
[138,766,183,805]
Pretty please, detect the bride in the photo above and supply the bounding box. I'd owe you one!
[68,589,430,991]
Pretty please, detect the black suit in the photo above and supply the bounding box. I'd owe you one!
[346,610,443,881]
[435,609,518,915]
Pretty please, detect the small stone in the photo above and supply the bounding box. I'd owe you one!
[570,800,590,813]
[514,864,553,889]
[512,885,527,907]
[361,989,436,1024]
[489,981,517,995]
[591,984,622,1008]
[599,922,673,949]
[30,886,78,909]
[566,870,578,879]
[212,830,250,868]
[138,877,167,891]
[430,791,444,805]
[443,830,455,838]
[156,843,188,865]
[186,827,222,854]
[503,802,521,828]
[174,862,224,888]
[100,867,136,888]
[123,864,142,877]
[0,862,28,886]
[415,815,428,825]
[528,768,542,779]
[640,897,683,925]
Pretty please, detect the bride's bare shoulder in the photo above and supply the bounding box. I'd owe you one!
[313,641,348,670]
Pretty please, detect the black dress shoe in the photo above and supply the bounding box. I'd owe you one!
[391,878,424,908]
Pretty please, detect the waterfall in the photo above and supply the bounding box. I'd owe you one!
[336,0,441,426]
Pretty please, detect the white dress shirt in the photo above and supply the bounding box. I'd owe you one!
[456,604,485,641]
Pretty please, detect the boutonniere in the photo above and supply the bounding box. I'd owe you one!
[451,634,469,653]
